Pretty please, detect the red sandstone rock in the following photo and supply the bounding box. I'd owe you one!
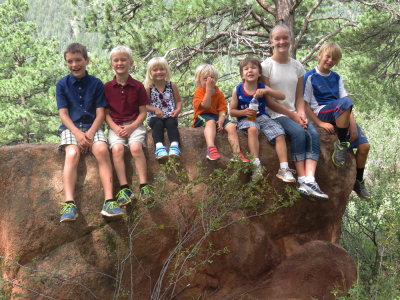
[0,127,356,299]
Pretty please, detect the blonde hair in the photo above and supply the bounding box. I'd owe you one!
[109,46,133,62]
[144,57,171,89]
[318,42,342,63]
[194,64,218,86]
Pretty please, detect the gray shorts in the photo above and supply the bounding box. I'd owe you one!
[58,127,107,152]
[108,122,146,149]
[238,114,285,143]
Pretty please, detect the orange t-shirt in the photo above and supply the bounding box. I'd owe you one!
[192,86,227,127]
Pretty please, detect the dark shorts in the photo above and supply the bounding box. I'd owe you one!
[318,98,368,148]
[193,113,233,128]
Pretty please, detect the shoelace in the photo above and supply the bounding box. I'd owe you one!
[116,188,130,200]
[105,201,120,210]
[60,203,75,214]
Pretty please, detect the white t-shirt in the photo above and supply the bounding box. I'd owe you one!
[261,57,305,119]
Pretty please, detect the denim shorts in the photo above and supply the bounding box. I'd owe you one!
[238,114,285,144]
[193,113,233,128]
[275,116,320,162]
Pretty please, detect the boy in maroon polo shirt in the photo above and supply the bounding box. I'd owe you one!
[105,46,152,206]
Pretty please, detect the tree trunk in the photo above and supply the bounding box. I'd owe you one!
[275,0,296,58]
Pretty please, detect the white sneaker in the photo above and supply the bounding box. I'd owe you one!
[276,167,296,183]
[300,182,329,201]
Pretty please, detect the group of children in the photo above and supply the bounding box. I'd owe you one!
[57,24,371,222]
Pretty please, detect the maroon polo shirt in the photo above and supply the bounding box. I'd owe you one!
[104,75,149,124]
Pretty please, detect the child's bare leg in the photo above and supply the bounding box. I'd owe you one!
[304,159,317,178]
[92,141,113,200]
[247,126,259,157]
[336,107,351,128]
[274,135,288,163]
[224,123,240,153]
[112,143,128,186]
[63,145,80,201]
[204,120,217,147]
[356,142,370,168]
[294,160,306,177]
[130,142,147,185]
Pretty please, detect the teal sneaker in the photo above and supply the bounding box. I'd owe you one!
[116,188,135,207]
[60,202,78,223]
[101,201,125,218]
[169,145,181,157]
[139,185,154,205]
[155,146,168,160]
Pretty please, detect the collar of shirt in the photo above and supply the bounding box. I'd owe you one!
[110,75,138,88]
[68,71,89,85]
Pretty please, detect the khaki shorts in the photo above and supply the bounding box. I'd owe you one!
[108,122,146,149]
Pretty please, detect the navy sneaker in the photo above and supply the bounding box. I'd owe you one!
[116,188,135,207]
[60,202,78,223]
[139,185,154,205]
[332,140,350,167]
[101,201,125,218]
[353,179,371,201]
[302,182,329,201]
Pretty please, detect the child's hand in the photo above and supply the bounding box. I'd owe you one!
[119,124,136,138]
[205,77,216,91]
[75,131,90,153]
[217,119,224,132]
[348,123,359,142]
[155,108,164,119]
[254,89,265,98]
[243,107,257,118]
[170,110,180,118]
[319,122,335,134]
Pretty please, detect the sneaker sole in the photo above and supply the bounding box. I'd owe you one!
[157,154,168,160]
[60,215,78,223]
[169,153,180,157]
[276,174,296,183]
[206,155,221,161]
[100,211,125,217]
[118,200,132,207]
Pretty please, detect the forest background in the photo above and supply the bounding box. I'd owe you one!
[0,0,399,298]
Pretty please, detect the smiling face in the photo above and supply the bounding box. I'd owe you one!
[317,52,339,74]
[65,52,89,79]
[110,52,133,76]
[241,62,261,83]
[150,65,167,82]
[271,27,291,55]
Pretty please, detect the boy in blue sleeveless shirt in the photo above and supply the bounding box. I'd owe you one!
[304,42,371,201]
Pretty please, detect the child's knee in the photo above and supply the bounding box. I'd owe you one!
[93,142,110,158]
[112,143,125,157]
[247,126,258,136]
[358,142,370,154]
[130,142,144,157]
[65,145,80,161]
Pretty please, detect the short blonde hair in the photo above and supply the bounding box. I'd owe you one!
[109,46,133,62]
[144,57,171,89]
[318,42,342,62]
[194,64,218,86]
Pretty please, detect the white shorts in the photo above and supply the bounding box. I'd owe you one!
[108,122,147,149]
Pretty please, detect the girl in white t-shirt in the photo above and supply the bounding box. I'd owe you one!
[261,24,328,201]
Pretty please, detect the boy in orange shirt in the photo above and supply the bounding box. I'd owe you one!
[192,64,248,162]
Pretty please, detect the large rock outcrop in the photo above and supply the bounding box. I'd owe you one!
[0,128,356,299]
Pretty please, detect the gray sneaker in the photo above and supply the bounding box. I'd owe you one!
[332,140,350,167]
[252,165,263,181]
[353,180,371,201]
[276,167,296,183]
[301,182,329,201]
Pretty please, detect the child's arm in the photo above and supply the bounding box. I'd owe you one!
[294,77,308,129]
[170,82,182,118]
[199,77,216,109]
[258,76,285,100]
[217,111,226,132]
[59,108,91,152]
[304,102,335,134]
[87,107,106,142]
[348,112,359,142]
[119,105,147,138]
[145,87,164,119]
[105,108,124,136]
[229,88,255,119]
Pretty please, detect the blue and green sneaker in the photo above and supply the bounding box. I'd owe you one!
[101,200,125,218]
[60,202,78,223]
[139,185,154,205]
[116,188,135,207]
